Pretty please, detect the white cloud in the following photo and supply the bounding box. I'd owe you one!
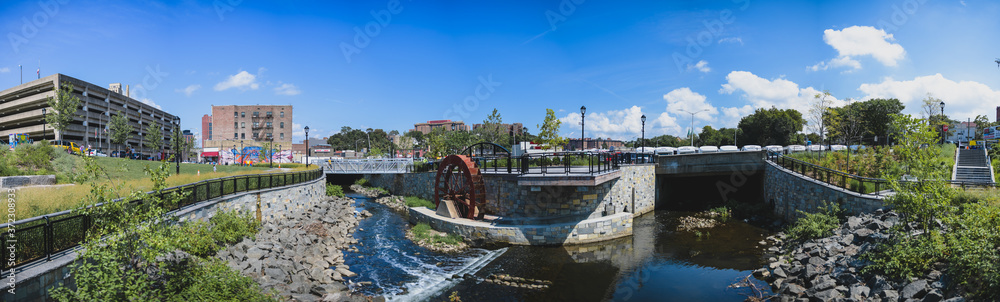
[718,37,744,45]
[136,98,163,110]
[0,67,9,73]
[811,26,906,71]
[719,71,842,115]
[176,84,200,97]
[559,106,649,140]
[858,73,1000,120]
[664,87,718,120]
[687,60,711,73]
[274,83,301,96]
[214,70,260,91]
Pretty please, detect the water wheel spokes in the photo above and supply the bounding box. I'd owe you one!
[434,155,486,219]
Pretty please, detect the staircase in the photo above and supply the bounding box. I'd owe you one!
[952,148,994,183]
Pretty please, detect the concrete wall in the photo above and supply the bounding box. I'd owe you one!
[0,175,55,188]
[408,208,633,245]
[764,161,885,220]
[656,151,765,176]
[1,176,326,302]
[364,165,656,220]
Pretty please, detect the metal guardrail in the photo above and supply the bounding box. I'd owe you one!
[320,158,413,174]
[766,153,997,195]
[0,168,324,270]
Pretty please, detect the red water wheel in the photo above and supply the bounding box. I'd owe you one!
[434,155,486,219]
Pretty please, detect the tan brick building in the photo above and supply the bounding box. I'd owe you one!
[202,105,293,149]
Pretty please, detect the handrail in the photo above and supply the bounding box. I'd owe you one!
[0,168,324,270]
[765,153,997,195]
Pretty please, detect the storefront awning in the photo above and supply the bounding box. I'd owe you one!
[202,151,219,157]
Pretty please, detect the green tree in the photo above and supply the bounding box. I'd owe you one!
[474,108,510,148]
[537,109,566,150]
[143,124,163,158]
[426,127,448,158]
[809,90,833,145]
[736,107,805,146]
[973,114,994,140]
[109,110,133,154]
[45,83,82,141]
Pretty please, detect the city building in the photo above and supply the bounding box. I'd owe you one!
[947,121,977,143]
[201,105,293,149]
[472,122,524,136]
[411,119,469,134]
[564,138,626,151]
[0,74,179,156]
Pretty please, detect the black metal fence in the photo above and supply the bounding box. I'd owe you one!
[767,153,996,195]
[0,168,324,270]
[411,151,633,175]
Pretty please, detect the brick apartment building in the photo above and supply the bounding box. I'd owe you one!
[202,105,293,149]
[411,119,469,134]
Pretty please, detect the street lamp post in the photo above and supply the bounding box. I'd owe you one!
[580,106,586,151]
[269,137,274,168]
[678,109,709,146]
[240,140,244,166]
[41,108,47,141]
[939,101,945,144]
[304,126,310,168]
[365,130,372,156]
[640,114,646,160]
[174,116,180,174]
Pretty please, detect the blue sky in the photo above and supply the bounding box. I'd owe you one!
[2,0,999,144]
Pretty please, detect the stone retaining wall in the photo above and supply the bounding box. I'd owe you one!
[764,161,885,220]
[408,207,633,245]
[0,175,55,188]
[1,176,326,302]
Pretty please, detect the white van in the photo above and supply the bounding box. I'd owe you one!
[676,146,698,154]
[719,145,739,152]
[699,146,720,153]
[830,145,847,151]
[655,147,677,155]
[741,145,762,152]
[786,145,806,153]
[765,145,784,153]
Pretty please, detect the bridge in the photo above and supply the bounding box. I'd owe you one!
[316,158,413,174]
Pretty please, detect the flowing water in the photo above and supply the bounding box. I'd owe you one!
[344,193,773,301]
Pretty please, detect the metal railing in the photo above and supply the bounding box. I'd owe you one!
[320,158,413,174]
[766,153,997,195]
[0,168,324,270]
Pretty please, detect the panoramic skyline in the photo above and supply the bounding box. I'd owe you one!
[2,0,999,143]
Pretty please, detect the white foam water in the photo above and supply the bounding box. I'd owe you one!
[385,247,507,302]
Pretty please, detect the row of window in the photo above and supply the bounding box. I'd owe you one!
[232,132,284,140]
[234,111,284,118]
[233,122,284,128]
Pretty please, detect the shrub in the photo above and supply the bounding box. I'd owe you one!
[170,220,219,257]
[411,223,464,246]
[405,196,436,209]
[354,178,368,186]
[786,203,841,241]
[164,259,278,301]
[210,209,260,245]
[372,187,389,195]
[707,206,731,222]
[326,184,345,197]
[863,232,944,280]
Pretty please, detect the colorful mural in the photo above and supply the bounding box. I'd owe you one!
[219,147,292,165]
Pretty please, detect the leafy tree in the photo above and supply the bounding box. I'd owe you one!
[143,123,163,158]
[473,108,510,148]
[109,110,133,154]
[404,130,425,149]
[426,127,448,158]
[736,107,805,146]
[859,98,905,145]
[809,90,833,145]
[973,114,994,140]
[921,94,944,123]
[45,83,82,141]
[395,135,415,153]
[537,109,566,150]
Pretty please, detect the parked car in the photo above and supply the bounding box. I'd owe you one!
[765,145,784,154]
[654,147,677,155]
[741,145,762,152]
[636,147,655,154]
[50,140,81,154]
[719,145,738,152]
[786,145,806,153]
[699,146,720,153]
[86,149,108,157]
[676,146,699,154]
[807,145,824,152]
[830,145,847,151]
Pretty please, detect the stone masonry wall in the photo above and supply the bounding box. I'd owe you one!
[764,161,885,220]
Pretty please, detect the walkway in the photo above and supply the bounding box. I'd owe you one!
[953,148,994,183]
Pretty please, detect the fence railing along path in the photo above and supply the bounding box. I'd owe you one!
[320,158,413,174]
[0,168,324,270]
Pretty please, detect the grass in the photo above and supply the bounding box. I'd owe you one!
[12,157,312,219]
[405,196,436,209]
[411,223,464,246]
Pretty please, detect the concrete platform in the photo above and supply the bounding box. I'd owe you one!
[407,207,633,246]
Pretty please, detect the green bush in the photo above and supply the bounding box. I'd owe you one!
[405,196,436,209]
[326,184,345,197]
[209,209,260,245]
[372,187,389,195]
[163,259,278,302]
[411,223,463,246]
[170,220,219,257]
[786,204,841,241]
[707,206,731,222]
[864,232,945,280]
[354,178,368,186]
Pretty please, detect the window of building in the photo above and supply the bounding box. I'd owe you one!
[266,133,272,139]
[280,111,284,118]
[241,133,245,139]
[280,133,284,140]
[253,111,259,117]
[241,112,245,118]
[266,122,272,128]
[234,122,238,128]
[234,133,238,139]
[253,133,259,139]
[266,111,272,117]
[234,112,238,117]
[241,122,245,128]
[280,122,284,128]
[253,122,259,128]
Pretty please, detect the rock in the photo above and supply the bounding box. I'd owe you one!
[922,289,943,302]
[773,267,788,278]
[246,246,265,260]
[849,285,870,300]
[845,217,863,230]
[901,279,928,299]
[753,268,770,279]
[807,256,825,266]
[941,298,965,302]
[804,264,823,280]
[882,289,900,301]
[854,228,873,238]
[813,288,844,300]
[781,283,806,296]
[926,270,942,280]
[810,275,836,291]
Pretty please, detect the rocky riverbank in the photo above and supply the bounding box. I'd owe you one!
[372,195,408,213]
[350,184,385,198]
[404,224,469,253]
[215,196,375,301]
[760,210,965,302]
